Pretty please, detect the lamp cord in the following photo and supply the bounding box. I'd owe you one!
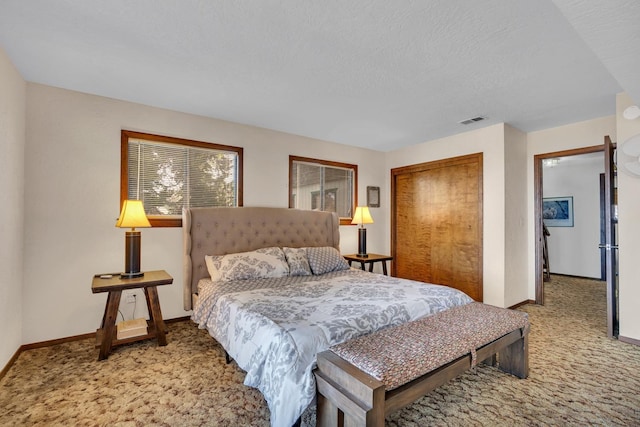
[117,294,137,322]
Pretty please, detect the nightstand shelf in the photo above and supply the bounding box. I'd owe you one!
[95,319,166,347]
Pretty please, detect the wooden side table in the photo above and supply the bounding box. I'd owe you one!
[343,254,393,276]
[91,270,173,360]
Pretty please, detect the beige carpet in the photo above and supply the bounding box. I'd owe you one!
[2,275,640,426]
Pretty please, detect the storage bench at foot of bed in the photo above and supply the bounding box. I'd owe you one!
[314,302,530,427]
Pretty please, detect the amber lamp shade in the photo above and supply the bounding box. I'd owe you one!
[116,200,151,278]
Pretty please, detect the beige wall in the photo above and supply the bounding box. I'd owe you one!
[0,47,26,368]
[616,93,640,343]
[504,125,528,307]
[23,84,384,343]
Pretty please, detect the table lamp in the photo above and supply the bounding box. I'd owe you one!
[351,206,374,257]
[116,200,151,278]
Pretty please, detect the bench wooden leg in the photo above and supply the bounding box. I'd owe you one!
[482,354,497,367]
[498,330,529,379]
[316,390,340,427]
[316,351,385,427]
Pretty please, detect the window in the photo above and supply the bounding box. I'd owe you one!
[121,130,243,227]
[289,156,357,225]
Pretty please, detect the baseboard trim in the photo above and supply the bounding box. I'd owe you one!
[20,331,97,352]
[0,316,192,381]
[0,347,23,382]
[618,335,640,347]
[166,315,191,324]
[548,273,603,281]
[509,299,535,310]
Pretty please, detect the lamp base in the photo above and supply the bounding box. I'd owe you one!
[120,271,144,279]
[357,228,368,258]
[122,230,144,279]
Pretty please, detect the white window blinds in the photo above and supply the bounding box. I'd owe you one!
[127,138,239,216]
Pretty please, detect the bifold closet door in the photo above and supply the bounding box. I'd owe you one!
[391,153,483,302]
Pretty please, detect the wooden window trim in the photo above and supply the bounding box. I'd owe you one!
[289,155,358,226]
[121,130,243,227]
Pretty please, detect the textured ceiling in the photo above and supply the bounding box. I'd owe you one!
[1,1,638,151]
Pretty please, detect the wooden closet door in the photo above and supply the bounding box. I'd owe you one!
[391,153,483,301]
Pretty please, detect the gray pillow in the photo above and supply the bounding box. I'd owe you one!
[205,247,289,282]
[306,247,350,275]
[283,247,312,276]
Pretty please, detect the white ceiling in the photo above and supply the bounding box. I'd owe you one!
[1,1,639,152]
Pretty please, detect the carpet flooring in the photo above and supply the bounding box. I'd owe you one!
[2,275,640,426]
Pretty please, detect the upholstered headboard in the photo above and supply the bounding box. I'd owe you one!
[182,207,341,310]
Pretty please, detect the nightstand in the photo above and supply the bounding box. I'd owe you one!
[343,254,393,276]
[91,270,173,360]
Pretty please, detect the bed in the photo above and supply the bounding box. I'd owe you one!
[183,207,473,427]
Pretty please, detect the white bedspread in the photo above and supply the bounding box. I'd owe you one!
[192,269,473,427]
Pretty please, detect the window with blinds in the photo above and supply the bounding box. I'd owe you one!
[289,155,357,225]
[121,131,243,227]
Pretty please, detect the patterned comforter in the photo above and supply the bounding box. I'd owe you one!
[192,268,473,427]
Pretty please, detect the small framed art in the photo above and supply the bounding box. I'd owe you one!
[543,196,573,227]
[367,186,380,208]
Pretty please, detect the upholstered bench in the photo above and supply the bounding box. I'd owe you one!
[314,302,530,427]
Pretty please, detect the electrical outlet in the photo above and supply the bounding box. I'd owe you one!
[125,293,136,304]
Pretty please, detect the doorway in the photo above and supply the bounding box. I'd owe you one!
[534,143,617,337]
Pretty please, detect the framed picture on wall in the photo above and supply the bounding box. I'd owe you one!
[367,186,380,207]
[543,196,574,227]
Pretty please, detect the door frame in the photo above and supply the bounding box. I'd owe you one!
[534,144,603,305]
[603,135,618,338]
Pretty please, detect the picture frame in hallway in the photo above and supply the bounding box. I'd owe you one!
[543,196,574,227]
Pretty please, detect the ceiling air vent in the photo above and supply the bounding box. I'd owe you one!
[459,116,486,125]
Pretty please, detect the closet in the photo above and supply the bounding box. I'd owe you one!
[391,153,483,301]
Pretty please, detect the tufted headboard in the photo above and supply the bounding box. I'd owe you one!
[182,207,341,310]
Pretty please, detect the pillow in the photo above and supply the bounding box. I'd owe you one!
[205,247,289,282]
[306,246,350,275]
[283,247,312,276]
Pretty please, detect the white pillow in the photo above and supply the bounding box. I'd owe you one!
[283,247,312,276]
[205,247,289,282]
[306,246,350,275]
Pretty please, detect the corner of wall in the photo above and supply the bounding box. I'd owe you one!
[0,47,26,369]
[616,92,640,341]
[503,125,528,306]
